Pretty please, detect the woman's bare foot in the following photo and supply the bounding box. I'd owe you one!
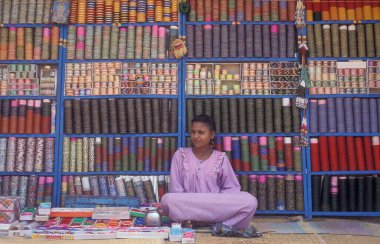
[183,220,193,228]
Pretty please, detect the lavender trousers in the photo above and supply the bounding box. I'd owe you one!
[160,192,257,230]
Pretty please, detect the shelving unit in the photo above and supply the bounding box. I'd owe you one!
[2,0,379,219]
[54,7,182,206]
[182,9,308,215]
[305,13,380,217]
[0,20,64,208]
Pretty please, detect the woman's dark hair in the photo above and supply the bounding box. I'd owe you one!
[191,114,216,132]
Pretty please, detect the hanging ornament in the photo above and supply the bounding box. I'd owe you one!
[170,38,187,59]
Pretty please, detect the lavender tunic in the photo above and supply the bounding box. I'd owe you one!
[161,148,257,229]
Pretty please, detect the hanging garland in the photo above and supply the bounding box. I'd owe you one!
[179,0,191,14]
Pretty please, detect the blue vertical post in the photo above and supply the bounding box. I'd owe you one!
[54,24,69,207]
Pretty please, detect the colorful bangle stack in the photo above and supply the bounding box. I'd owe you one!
[65,62,178,96]
[311,136,380,172]
[0,27,60,60]
[68,0,178,23]
[62,136,177,172]
[67,25,175,60]
[64,98,178,134]
[306,0,380,21]
[188,0,296,22]
[61,175,167,206]
[0,175,53,209]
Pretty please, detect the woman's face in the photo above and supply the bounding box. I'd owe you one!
[190,122,215,149]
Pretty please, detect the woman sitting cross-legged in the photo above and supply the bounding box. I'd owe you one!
[160,114,261,238]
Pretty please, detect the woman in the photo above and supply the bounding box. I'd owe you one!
[160,114,260,237]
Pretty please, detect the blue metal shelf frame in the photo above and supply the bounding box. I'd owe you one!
[60,171,305,176]
[182,18,310,218]
[304,89,313,219]
[179,13,187,148]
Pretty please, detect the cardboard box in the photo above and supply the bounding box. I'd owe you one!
[0,197,20,223]
[116,227,170,239]
[38,202,51,215]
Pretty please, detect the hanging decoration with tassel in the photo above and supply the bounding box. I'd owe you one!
[295,0,309,147]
